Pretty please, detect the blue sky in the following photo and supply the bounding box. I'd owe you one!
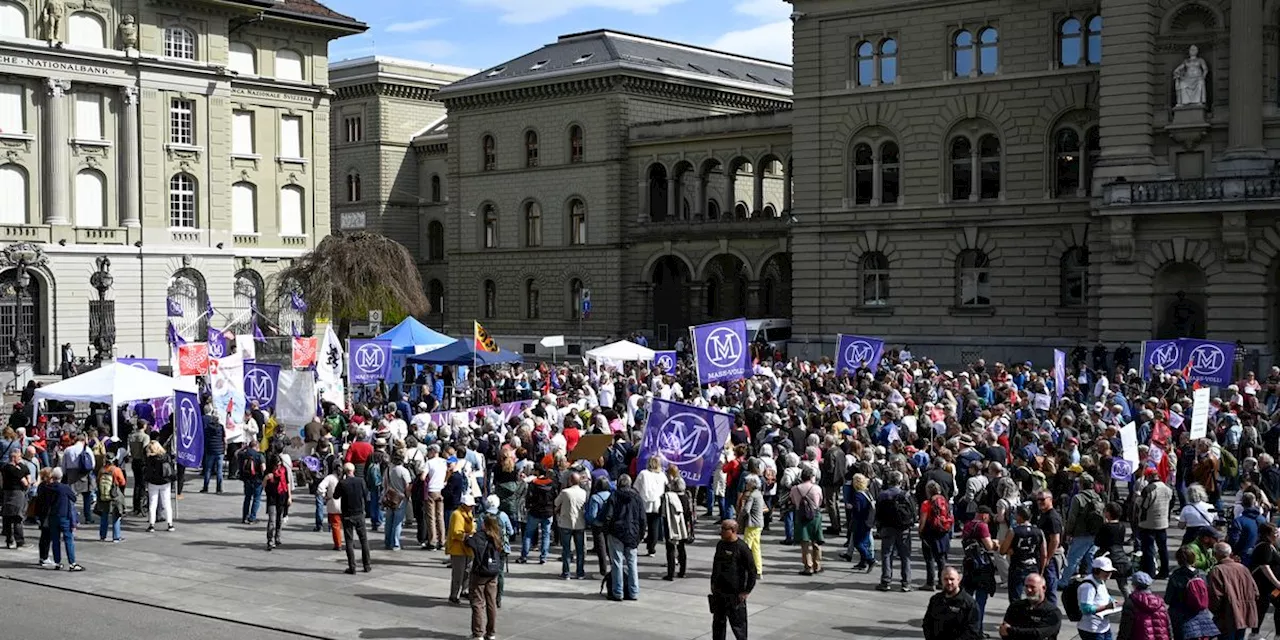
[323,0,793,71]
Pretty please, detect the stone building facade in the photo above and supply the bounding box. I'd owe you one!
[0,0,363,374]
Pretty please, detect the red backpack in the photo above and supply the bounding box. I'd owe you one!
[925,495,954,533]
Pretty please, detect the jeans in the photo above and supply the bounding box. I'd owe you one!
[367,486,383,528]
[266,502,287,545]
[1137,527,1170,576]
[341,515,371,571]
[1009,565,1035,601]
[384,502,406,549]
[1044,558,1060,606]
[201,453,223,492]
[782,510,794,542]
[560,528,586,577]
[608,535,639,599]
[1064,535,1095,579]
[242,481,262,522]
[848,523,874,564]
[879,528,911,585]
[921,532,951,586]
[314,493,325,530]
[98,511,121,541]
[968,587,989,625]
[82,490,95,524]
[522,515,552,561]
[51,516,75,565]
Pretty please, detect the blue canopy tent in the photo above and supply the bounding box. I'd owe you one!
[375,316,455,353]
[406,340,523,366]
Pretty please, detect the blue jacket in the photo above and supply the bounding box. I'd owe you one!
[44,482,78,523]
[585,490,612,528]
[1229,508,1267,566]
[202,415,225,456]
[605,486,647,548]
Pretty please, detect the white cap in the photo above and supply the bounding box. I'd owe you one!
[461,494,476,507]
[1092,556,1115,572]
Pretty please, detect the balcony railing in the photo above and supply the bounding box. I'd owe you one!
[0,225,50,242]
[1104,175,1280,206]
[74,227,125,244]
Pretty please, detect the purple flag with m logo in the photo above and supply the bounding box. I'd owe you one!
[835,334,884,376]
[637,398,732,487]
[174,390,203,468]
[1142,338,1234,387]
[690,318,749,385]
[243,362,281,411]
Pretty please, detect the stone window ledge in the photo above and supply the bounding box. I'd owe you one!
[852,306,894,316]
[948,305,996,317]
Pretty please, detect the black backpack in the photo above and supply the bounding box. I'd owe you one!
[1062,574,1094,622]
[468,531,501,578]
[876,491,915,529]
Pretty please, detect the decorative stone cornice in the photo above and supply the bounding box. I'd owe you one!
[334,82,438,102]
[617,76,791,113]
[442,74,791,113]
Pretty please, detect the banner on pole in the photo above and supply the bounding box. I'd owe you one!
[835,334,885,376]
[177,343,210,376]
[243,362,281,411]
[653,350,677,373]
[316,326,345,407]
[689,318,749,385]
[1142,338,1234,387]
[118,357,158,372]
[1120,422,1140,465]
[210,354,246,425]
[1190,386,1211,439]
[292,336,318,369]
[636,398,733,487]
[276,369,317,428]
[348,339,393,385]
[1053,349,1067,400]
[174,390,203,468]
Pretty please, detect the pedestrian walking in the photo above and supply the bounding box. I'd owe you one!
[663,465,692,581]
[263,451,292,550]
[318,458,343,549]
[238,438,265,524]
[2,447,29,548]
[333,463,371,574]
[709,520,755,640]
[42,467,82,571]
[789,466,823,575]
[605,473,646,601]
[93,456,125,542]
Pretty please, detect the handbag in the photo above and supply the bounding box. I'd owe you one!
[381,487,404,510]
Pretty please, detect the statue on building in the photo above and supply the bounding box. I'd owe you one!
[37,0,65,43]
[1173,45,1209,106]
[1168,291,1204,338]
[118,14,138,50]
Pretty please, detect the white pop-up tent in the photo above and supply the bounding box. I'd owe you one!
[34,362,198,437]
[584,340,655,363]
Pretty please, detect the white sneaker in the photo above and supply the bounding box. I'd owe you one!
[37,559,53,568]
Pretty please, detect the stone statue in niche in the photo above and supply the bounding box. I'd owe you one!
[1173,45,1209,106]
[118,14,138,50]
[37,0,65,43]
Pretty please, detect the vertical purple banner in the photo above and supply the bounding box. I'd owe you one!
[243,362,281,411]
[348,339,393,385]
[653,350,677,373]
[174,390,203,468]
[689,318,749,385]
[1054,349,1067,400]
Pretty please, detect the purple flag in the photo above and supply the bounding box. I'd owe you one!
[166,297,183,317]
[291,322,301,338]
[637,398,733,487]
[653,350,677,373]
[835,334,885,376]
[174,390,203,468]
[291,291,307,312]
[207,326,228,359]
[118,357,158,372]
[348,339,393,384]
[243,362,281,411]
[1141,339,1182,379]
[1142,338,1234,387]
[1053,349,1067,400]
[251,300,266,342]
[689,318,749,385]
[205,297,215,322]
[166,321,185,347]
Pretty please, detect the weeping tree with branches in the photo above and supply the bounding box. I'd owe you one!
[273,232,429,338]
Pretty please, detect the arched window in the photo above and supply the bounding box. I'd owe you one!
[762,204,777,217]
[950,137,973,201]
[0,2,27,38]
[1054,128,1082,197]
[482,135,496,171]
[346,173,361,202]
[525,130,539,167]
[977,27,999,75]
[163,26,196,60]
[67,12,105,48]
[706,199,720,220]
[232,271,264,334]
[569,199,586,245]
[0,164,27,224]
[427,220,444,261]
[953,27,998,77]
[881,142,900,204]
[1086,16,1102,64]
[280,185,304,236]
[861,252,889,306]
[950,130,1001,201]
[957,249,991,306]
[168,269,208,340]
[74,169,105,227]
[647,163,668,220]
[229,42,256,75]
[979,134,1001,199]
[276,49,304,81]
[169,173,197,227]
[734,203,749,219]
[524,201,542,247]
[483,280,497,319]
[953,30,974,77]
[430,174,441,202]
[879,38,897,84]
[525,279,540,319]
[852,143,874,204]
[482,204,498,248]
[232,181,256,234]
[1059,18,1083,66]
[427,279,444,315]
[854,41,875,86]
[569,125,584,163]
[1061,247,1088,307]
[570,278,584,320]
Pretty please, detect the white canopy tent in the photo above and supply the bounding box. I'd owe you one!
[584,340,655,363]
[34,362,198,438]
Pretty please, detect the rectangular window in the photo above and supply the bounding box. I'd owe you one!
[74,92,102,140]
[343,115,362,143]
[232,110,254,155]
[280,115,302,158]
[169,98,194,145]
[0,84,23,134]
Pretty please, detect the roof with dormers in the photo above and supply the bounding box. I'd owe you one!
[436,29,792,99]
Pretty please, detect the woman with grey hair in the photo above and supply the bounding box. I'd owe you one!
[1179,484,1216,545]
[778,450,801,545]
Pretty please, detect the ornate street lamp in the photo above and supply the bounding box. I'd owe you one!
[89,256,115,363]
[0,242,47,368]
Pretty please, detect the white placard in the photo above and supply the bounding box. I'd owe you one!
[1033,393,1051,411]
[1189,386,1211,440]
[1120,422,1140,465]
[540,335,565,348]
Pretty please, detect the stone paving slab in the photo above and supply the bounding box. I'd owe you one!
[0,483,1109,640]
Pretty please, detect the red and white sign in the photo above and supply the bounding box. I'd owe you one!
[178,342,210,376]
[292,337,318,368]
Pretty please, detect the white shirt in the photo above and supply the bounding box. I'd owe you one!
[384,418,408,443]
[410,412,432,435]
[318,474,342,514]
[60,442,92,472]
[1179,501,1217,529]
[424,457,448,493]
[1076,576,1114,633]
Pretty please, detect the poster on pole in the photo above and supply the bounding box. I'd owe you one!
[1189,386,1211,439]
[689,318,749,385]
[835,334,885,376]
[1053,349,1067,400]
[636,398,733,487]
[174,390,203,468]
[1119,422,1140,465]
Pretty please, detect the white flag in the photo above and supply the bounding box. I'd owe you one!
[276,369,317,428]
[235,334,256,361]
[210,354,246,426]
[316,325,345,407]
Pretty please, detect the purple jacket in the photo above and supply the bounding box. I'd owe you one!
[1119,590,1172,640]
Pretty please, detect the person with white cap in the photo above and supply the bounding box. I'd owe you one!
[1077,556,1121,640]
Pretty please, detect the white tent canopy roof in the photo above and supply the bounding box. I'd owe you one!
[33,362,197,406]
[584,340,655,362]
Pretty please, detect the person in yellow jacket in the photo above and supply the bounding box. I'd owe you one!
[259,414,279,452]
[447,493,476,604]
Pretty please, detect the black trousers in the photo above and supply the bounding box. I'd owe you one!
[413,498,425,544]
[665,540,686,578]
[131,461,147,512]
[645,512,662,554]
[2,515,24,546]
[341,515,371,570]
[711,593,748,640]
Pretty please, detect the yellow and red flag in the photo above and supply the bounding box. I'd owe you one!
[474,321,498,353]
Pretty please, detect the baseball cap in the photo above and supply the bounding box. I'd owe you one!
[1091,556,1115,572]
[461,494,475,507]
[485,495,499,513]
[446,456,458,464]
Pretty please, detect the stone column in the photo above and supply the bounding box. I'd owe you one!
[118,86,140,228]
[637,178,649,221]
[752,171,764,216]
[782,169,792,213]
[745,281,762,317]
[1225,0,1267,169]
[666,177,678,221]
[1092,0,1160,187]
[724,167,736,218]
[695,175,707,219]
[44,79,70,225]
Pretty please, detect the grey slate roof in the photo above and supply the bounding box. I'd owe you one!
[440,29,792,96]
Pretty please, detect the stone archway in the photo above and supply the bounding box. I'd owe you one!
[650,255,691,347]
[1153,261,1207,339]
[0,268,44,371]
[703,254,750,320]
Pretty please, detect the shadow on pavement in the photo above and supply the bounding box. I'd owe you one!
[357,628,470,639]
[356,592,453,609]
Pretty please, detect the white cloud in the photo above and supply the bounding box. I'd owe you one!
[711,19,791,64]
[386,18,447,33]
[464,0,686,24]
[733,0,789,20]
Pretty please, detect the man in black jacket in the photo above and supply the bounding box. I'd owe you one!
[923,567,981,640]
[1000,573,1061,639]
[710,520,756,640]
[604,474,646,601]
[333,463,371,574]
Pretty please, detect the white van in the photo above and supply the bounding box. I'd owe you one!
[745,318,792,352]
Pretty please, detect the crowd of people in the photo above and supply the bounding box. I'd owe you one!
[3,343,1280,640]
